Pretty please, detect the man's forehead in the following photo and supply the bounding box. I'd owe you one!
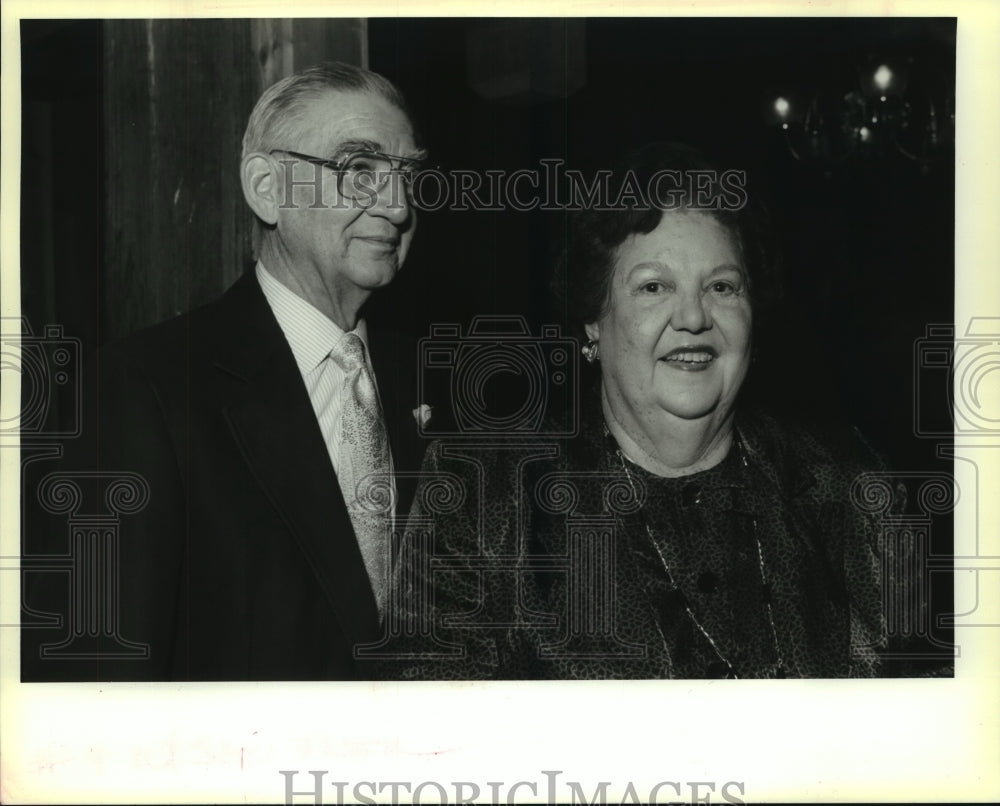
[293,89,417,154]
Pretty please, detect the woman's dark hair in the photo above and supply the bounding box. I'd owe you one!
[551,141,781,340]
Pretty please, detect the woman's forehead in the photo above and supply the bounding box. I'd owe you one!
[613,210,742,272]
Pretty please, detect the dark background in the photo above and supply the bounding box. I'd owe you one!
[19,16,956,669]
[368,17,956,473]
[20,17,956,471]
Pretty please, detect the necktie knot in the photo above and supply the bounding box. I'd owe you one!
[331,332,366,372]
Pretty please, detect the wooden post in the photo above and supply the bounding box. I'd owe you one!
[101,19,365,341]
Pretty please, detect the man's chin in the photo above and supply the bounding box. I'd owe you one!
[354,259,402,290]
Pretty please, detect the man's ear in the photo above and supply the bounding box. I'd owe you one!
[240,152,280,226]
[584,322,600,343]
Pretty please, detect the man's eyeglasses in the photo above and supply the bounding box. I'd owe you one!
[269,148,430,203]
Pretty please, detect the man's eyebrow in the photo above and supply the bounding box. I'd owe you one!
[332,139,429,161]
[331,138,382,156]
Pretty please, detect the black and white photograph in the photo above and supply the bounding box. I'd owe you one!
[2,3,999,804]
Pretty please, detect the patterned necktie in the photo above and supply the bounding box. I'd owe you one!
[329,332,392,617]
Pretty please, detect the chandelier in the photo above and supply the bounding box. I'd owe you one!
[766,58,954,171]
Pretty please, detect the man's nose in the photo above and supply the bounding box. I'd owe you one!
[366,172,412,224]
[671,288,710,332]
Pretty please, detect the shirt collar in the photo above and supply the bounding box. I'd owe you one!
[255,261,369,374]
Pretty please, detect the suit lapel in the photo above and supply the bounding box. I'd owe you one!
[211,272,380,649]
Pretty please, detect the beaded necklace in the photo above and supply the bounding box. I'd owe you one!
[610,427,787,678]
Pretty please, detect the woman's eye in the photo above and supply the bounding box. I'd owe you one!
[640,281,664,293]
[709,280,738,295]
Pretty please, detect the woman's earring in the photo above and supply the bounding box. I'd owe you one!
[582,339,600,364]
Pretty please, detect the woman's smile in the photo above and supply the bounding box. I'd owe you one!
[659,344,718,370]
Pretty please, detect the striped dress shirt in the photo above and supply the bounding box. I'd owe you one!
[255,262,396,518]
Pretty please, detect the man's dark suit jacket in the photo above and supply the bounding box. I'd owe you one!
[22,270,425,681]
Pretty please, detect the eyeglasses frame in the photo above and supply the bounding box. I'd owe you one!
[267,147,432,204]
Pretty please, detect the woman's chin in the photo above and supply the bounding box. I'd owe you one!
[651,389,741,424]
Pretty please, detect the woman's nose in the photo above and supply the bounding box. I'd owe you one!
[671,289,710,332]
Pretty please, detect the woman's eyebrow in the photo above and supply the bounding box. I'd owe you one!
[624,260,669,279]
[706,263,744,276]
[623,261,744,282]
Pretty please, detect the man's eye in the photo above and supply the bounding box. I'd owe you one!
[344,158,379,173]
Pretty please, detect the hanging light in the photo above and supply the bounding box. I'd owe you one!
[773,97,792,127]
[872,64,894,96]
[765,53,951,171]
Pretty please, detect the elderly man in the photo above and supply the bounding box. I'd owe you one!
[24,62,427,680]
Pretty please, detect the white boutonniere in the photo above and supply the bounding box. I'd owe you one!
[412,404,433,430]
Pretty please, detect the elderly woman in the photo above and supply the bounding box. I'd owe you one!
[387,143,927,679]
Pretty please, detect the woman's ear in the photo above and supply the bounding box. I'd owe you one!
[240,153,280,226]
[584,322,600,343]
